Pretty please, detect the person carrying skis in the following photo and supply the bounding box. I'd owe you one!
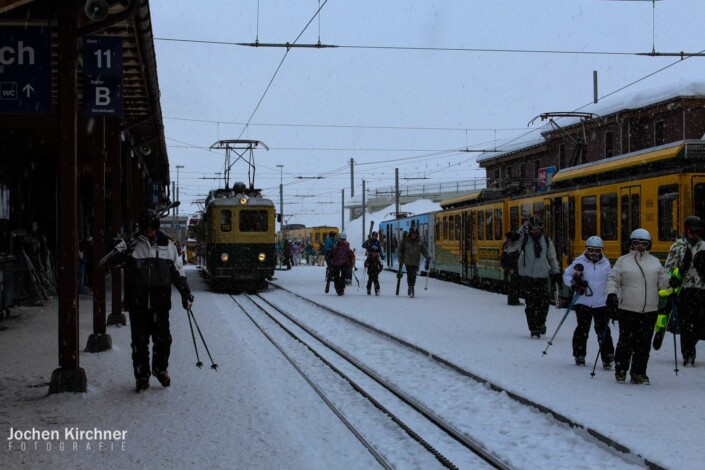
[659,215,705,367]
[329,232,354,295]
[606,228,664,385]
[113,208,194,393]
[364,246,384,295]
[362,231,385,260]
[510,215,561,338]
[562,236,614,368]
[398,227,432,298]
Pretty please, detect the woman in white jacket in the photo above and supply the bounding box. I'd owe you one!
[563,236,614,368]
[606,228,665,385]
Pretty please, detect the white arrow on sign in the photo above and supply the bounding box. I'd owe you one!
[22,84,35,97]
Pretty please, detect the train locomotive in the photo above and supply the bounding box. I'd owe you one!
[197,182,276,291]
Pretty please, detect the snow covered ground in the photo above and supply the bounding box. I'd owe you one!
[1,202,703,469]
[1,261,702,469]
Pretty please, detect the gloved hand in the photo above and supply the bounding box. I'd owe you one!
[606,293,619,312]
[551,272,562,286]
[396,271,403,279]
[182,293,194,310]
[669,275,682,289]
[113,237,128,252]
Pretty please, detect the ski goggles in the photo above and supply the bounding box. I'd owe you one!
[586,247,602,254]
[631,240,650,248]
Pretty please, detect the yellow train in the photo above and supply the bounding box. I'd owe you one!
[422,139,705,293]
[277,225,339,252]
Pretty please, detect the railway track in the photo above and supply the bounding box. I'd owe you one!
[232,287,648,469]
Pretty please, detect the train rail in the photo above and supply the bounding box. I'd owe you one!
[233,287,647,469]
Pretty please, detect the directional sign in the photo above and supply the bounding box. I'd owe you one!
[0,26,52,113]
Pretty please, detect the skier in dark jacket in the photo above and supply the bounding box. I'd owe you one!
[398,227,432,298]
[329,232,354,295]
[114,208,194,393]
[362,231,385,259]
[364,246,384,295]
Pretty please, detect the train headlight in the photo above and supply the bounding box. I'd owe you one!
[220,253,229,262]
[258,253,266,262]
[239,195,248,205]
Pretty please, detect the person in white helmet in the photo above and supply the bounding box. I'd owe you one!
[606,228,665,385]
[328,232,354,295]
[563,236,614,368]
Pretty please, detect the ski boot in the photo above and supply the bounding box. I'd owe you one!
[630,374,650,385]
[602,355,614,370]
[154,370,171,387]
[136,378,150,393]
[408,286,415,298]
[375,289,380,296]
[615,370,626,383]
[367,289,371,295]
[575,356,585,366]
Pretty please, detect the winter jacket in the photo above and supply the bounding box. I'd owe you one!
[399,237,430,267]
[330,240,354,267]
[323,236,337,255]
[362,238,384,258]
[563,253,611,308]
[123,231,189,311]
[513,232,560,279]
[606,250,664,313]
[659,236,705,290]
[364,255,383,276]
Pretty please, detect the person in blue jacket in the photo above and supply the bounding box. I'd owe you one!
[563,236,614,368]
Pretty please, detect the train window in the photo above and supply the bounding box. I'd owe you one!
[494,208,503,240]
[449,215,455,241]
[510,206,519,230]
[435,219,441,241]
[455,214,461,241]
[220,210,232,232]
[477,211,485,240]
[694,183,705,219]
[443,216,449,240]
[569,196,576,241]
[240,210,268,232]
[658,185,679,240]
[581,196,597,240]
[600,193,618,240]
[485,210,493,240]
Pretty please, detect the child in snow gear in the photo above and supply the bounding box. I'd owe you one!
[362,231,385,259]
[365,246,383,295]
[508,215,560,338]
[563,236,614,368]
[659,215,705,367]
[607,228,664,385]
[114,208,194,392]
[398,227,432,298]
[328,232,354,295]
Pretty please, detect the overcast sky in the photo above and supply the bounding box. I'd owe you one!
[150,0,705,226]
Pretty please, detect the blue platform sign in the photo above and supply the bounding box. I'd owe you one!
[0,26,52,113]
[83,36,123,117]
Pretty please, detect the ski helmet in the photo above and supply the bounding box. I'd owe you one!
[629,228,652,250]
[338,232,347,240]
[684,215,705,236]
[585,236,604,249]
[528,215,544,229]
[138,209,160,232]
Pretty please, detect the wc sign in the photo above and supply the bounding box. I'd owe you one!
[83,36,123,117]
[0,26,52,113]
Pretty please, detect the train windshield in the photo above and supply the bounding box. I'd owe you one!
[240,210,269,232]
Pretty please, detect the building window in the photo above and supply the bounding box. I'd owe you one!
[654,121,664,146]
[494,168,500,184]
[520,162,526,180]
[605,131,613,158]
[506,166,512,179]
[558,144,566,169]
[534,159,540,180]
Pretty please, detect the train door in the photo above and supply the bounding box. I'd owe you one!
[384,224,393,267]
[551,196,565,269]
[461,211,470,282]
[619,186,641,255]
[691,176,705,219]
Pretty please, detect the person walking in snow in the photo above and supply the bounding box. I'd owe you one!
[364,246,384,295]
[510,215,561,338]
[362,231,385,259]
[328,232,354,295]
[113,208,194,393]
[563,236,614,368]
[606,228,664,385]
[659,215,705,367]
[501,231,521,306]
[398,227,432,298]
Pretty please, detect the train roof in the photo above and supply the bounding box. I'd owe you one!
[440,188,504,209]
[206,196,275,208]
[551,139,705,188]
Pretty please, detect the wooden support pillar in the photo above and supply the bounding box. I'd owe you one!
[86,117,111,352]
[50,0,86,394]
[107,120,126,325]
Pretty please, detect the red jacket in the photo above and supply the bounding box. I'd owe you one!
[330,240,354,267]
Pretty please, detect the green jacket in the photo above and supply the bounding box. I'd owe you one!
[399,237,430,267]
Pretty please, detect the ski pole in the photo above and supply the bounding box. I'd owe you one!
[542,292,580,356]
[424,259,433,291]
[672,303,679,376]
[186,307,203,368]
[590,321,611,377]
[187,308,218,370]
